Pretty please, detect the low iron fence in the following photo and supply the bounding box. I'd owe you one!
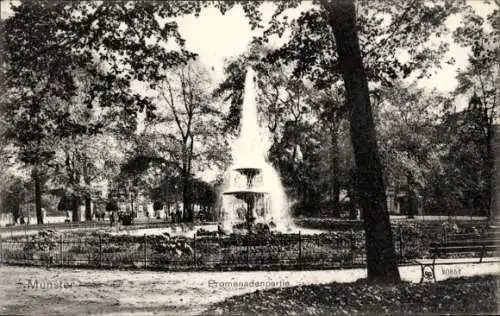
[0,223,493,271]
[0,232,365,271]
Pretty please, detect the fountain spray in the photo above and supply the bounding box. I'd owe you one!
[220,67,292,232]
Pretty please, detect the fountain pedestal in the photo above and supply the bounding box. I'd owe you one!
[223,168,267,230]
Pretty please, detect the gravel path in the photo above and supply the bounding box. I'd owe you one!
[1,261,498,315]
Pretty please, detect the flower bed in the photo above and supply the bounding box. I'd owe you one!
[295,218,363,231]
[1,220,493,270]
[0,230,354,270]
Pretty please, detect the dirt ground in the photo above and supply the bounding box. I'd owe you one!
[0,265,365,315]
[0,262,498,315]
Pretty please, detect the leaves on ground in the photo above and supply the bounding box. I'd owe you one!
[204,275,498,315]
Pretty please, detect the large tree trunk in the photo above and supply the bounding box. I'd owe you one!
[12,206,20,225]
[182,169,192,222]
[332,183,340,217]
[486,122,495,221]
[33,168,43,225]
[348,186,359,220]
[490,124,499,222]
[85,195,92,221]
[83,169,93,221]
[11,192,21,224]
[322,0,401,283]
[71,194,79,223]
[182,187,192,222]
[331,128,341,218]
[182,136,195,222]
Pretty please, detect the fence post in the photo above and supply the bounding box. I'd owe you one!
[0,233,2,262]
[193,234,197,267]
[298,231,302,268]
[144,234,147,268]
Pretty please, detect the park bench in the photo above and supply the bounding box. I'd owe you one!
[416,231,500,283]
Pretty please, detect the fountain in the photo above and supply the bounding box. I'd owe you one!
[220,67,291,233]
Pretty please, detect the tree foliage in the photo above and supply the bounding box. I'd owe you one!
[155,61,229,221]
[0,1,203,223]
[375,82,446,193]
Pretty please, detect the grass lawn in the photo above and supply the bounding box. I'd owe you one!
[204,274,499,315]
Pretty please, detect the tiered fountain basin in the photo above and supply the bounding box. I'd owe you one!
[233,167,261,180]
[222,189,266,199]
[221,165,274,233]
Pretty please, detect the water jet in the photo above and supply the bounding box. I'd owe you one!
[220,67,291,233]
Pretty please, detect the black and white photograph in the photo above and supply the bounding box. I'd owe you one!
[0,0,499,315]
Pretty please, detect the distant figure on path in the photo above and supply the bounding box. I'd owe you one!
[176,209,181,223]
[19,210,25,225]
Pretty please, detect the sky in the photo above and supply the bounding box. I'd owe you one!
[177,2,493,94]
[173,1,494,113]
[175,2,310,84]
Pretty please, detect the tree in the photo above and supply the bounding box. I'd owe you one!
[1,1,200,224]
[46,69,126,222]
[51,131,124,221]
[318,0,400,283]
[250,0,463,90]
[0,173,28,224]
[307,85,351,217]
[433,105,491,217]
[374,82,447,215]
[2,2,96,223]
[453,4,499,219]
[156,61,229,222]
[215,0,406,282]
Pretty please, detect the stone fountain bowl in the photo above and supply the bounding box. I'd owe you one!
[233,167,261,178]
[223,189,267,195]
[222,189,267,202]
